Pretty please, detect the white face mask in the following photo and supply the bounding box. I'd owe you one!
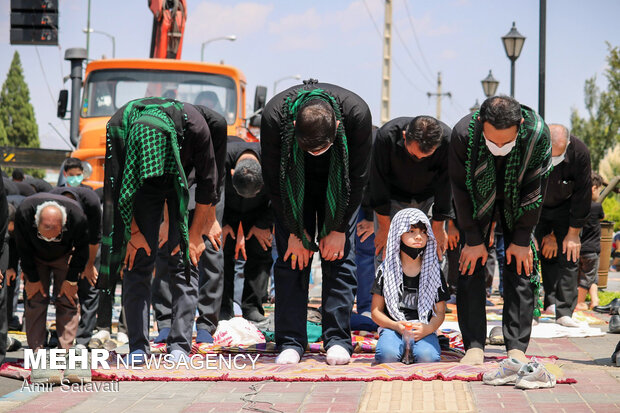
[484,134,516,157]
[551,155,565,166]
[551,139,570,166]
[307,143,333,157]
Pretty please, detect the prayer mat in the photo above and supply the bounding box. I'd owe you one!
[440,320,605,339]
[0,354,575,383]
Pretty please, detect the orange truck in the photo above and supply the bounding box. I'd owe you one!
[57,58,266,188]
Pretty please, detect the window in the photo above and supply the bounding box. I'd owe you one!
[82,69,237,124]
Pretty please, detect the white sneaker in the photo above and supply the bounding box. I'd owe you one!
[515,361,556,389]
[91,330,111,342]
[483,358,524,386]
[556,316,580,328]
[116,332,129,344]
[545,304,556,315]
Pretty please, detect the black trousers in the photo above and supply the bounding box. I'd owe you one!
[152,190,225,334]
[220,219,272,320]
[457,218,535,352]
[535,205,579,318]
[95,266,127,334]
[274,195,358,358]
[0,244,9,365]
[124,177,199,354]
[75,276,99,345]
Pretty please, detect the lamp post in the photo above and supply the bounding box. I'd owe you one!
[501,22,526,97]
[481,70,499,98]
[273,74,302,96]
[469,99,480,113]
[201,35,236,62]
[83,28,115,58]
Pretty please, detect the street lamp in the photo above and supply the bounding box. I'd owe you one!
[501,22,526,97]
[469,99,480,113]
[481,70,499,98]
[201,35,236,62]
[273,74,302,96]
[83,28,115,58]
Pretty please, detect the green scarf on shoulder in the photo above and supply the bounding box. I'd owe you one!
[279,88,350,251]
[464,106,552,316]
[100,98,190,284]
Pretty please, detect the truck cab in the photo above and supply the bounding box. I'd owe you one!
[68,58,265,188]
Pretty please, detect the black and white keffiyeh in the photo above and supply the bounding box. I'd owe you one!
[378,208,442,323]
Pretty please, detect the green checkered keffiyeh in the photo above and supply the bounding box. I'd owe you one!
[100,99,190,283]
[279,88,350,251]
[464,106,551,316]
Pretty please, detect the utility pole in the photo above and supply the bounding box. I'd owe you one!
[539,0,547,118]
[380,0,392,125]
[86,0,92,60]
[426,72,451,120]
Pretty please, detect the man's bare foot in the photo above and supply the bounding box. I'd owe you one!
[589,300,600,310]
[575,302,589,311]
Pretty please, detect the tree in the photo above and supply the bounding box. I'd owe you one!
[571,43,620,170]
[0,118,7,146]
[0,51,39,148]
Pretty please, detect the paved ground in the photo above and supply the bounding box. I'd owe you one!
[0,273,617,412]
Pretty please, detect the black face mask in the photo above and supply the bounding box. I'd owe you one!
[400,241,425,260]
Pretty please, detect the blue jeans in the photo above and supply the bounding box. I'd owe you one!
[274,205,358,357]
[355,209,376,314]
[374,327,441,364]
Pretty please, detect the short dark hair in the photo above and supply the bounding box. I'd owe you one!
[232,157,263,198]
[479,96,522,129]
[411,221,427,233]
[405,116,443,153]
[294,100,336,152]
[64,157,83,172]
[11,169,24,181]
[592,172,604,188]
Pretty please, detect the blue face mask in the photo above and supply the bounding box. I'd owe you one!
[66,175,83,187]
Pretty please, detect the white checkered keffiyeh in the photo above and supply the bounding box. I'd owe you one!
[378,208,442,323]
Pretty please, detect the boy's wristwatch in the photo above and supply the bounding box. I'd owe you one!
[66,280,78,286]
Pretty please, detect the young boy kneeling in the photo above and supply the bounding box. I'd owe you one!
[371,208,450,364]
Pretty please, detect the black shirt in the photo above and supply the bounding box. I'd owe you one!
[15,193,89,282]
[51,186,102,245]
[178,103,218,206]
[371,270,450,322]
[25,177,52,193]
[370,117,453,220]
[3,178,18,196]
[581,202,604,254]
[260,82,372,233]
[449,111,549,247]
[0,175,8,260]
[193,105,228,200]
[223,142,272,229]
[542,136,592,228]
[15,181,36,197]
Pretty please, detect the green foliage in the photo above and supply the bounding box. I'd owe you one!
[571,43,620,169]
[594,291,620,303]
[599,143,620,181]
[603,195,620,231]
[0,51,39,148]
[0,118,7,146]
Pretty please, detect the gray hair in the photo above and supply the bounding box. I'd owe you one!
[34,201,67,228]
